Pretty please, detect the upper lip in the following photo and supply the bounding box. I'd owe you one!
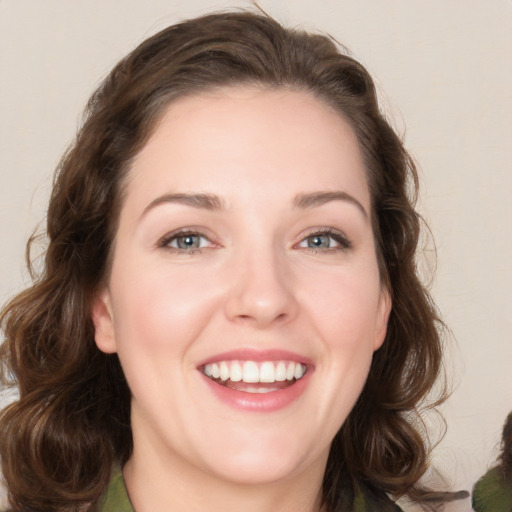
[196,348,314,368]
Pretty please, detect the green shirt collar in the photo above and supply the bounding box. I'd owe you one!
[99,467,400,512]
[100,467,135,512]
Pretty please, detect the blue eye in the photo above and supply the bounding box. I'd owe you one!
[174,234,203,249]
[160,231,212,252]
[298,230,351,251]
[305,234,334,249]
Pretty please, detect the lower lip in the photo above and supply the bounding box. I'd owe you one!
[200,369,312,412]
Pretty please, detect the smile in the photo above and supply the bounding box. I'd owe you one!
[202,360,307,388]
[198,353,312,411]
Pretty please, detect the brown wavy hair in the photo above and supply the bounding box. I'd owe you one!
[498,412,512,482]
[1,10,448,511]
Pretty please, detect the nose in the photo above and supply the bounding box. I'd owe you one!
[224,248,299,328]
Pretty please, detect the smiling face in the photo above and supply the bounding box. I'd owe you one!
[92,86,390,493]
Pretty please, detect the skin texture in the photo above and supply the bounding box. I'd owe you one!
[91,86,391,512]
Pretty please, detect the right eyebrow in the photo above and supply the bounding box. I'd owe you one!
[140,193,226,219]
[293,190,368,219]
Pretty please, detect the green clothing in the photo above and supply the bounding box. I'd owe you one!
[99,467,403,512]
[100,468,134,512]
[472,466,512,512]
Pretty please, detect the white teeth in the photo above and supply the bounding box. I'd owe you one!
[242,361,259,383]
[202,360,307,384]
[294,362,305,379]
[230,361,242,382]
[286,362,295,380]
[244,387,278,394]
[219,361,229,381]
[259,362,275,383]
[275,362,287,381]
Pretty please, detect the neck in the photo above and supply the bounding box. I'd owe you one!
[123,437,326,512]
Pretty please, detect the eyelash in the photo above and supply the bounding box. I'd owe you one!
[157,227,352,254]
[157,229,215,254]
[297,228,352,253]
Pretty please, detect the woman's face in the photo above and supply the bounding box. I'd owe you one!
[92,86,390,486]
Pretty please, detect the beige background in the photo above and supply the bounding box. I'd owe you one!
[1,1,511,510]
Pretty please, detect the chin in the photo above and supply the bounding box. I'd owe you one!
[207,455,307,486]
[196,433,326,486]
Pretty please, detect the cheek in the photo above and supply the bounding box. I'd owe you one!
[107,261,226,415]
[300,266,382,348]
[108,258,225,357]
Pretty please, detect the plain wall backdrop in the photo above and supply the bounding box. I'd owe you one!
[1,1,511,510]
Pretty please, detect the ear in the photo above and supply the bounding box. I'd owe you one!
[90,288,117,354]
[373,287,392,351]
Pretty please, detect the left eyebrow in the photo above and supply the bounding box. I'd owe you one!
[293,191,368,218]
[140,192,226,220]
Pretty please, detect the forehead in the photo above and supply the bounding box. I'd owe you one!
[124,85,370,213]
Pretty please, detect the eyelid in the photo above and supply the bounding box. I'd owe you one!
[294,227,352,251]
[156,226,351,253]
[157,227,218,252]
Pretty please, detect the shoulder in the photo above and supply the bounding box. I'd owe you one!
[355,494,403,512]
[99,467,135,512]
[472,466,512,512]
[96,467,405,512]
[354,483,404,512]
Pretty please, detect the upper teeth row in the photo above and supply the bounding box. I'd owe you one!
[203,361,306,383]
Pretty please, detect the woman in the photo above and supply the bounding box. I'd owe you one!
[0,11,449,512]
